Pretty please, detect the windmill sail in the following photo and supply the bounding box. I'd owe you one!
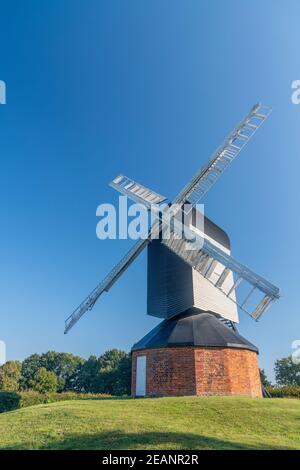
[173,103,272,211]
[160,216,280,320]
[64,238,149,333]
[110,175,167,208]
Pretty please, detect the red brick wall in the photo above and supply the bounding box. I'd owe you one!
[132,347,196,397]
[132,347,262,398]
[194,348,262,397]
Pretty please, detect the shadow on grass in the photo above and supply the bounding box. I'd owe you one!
[1,430,293,451]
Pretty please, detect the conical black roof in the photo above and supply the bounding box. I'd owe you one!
[132,307,258,353]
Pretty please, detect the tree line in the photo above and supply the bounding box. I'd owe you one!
[1,350,300,395]
[259,356,300,388]
[0,349,131,395]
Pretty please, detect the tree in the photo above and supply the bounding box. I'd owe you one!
[70,350,131,395]
[16,349,132,395]
[0,361,22,391]
[111,354,132,395]
[21,354,42,390]
[94,350,131,395]
[275,356,300,386]
[28,367,58,393]
[98,349,127,371]
[39,351,84,392]
[70,356,99,393]
[21,351,84,391]
[260,369,271,388]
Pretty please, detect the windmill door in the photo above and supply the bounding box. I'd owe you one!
[136,355,147,396]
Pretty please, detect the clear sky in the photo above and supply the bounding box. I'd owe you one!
[1,0,299,381]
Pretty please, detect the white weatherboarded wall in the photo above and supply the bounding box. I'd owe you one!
[191,223,239,323]
[192,269,238,323]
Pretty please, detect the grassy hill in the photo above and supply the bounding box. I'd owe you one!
[0,396,299,450]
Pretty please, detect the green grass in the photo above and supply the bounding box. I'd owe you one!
[0,396,300,450]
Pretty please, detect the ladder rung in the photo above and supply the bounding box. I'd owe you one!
[229,143,242,150]
[240,285,256,308]
[194,252,208,269]
[251,294,271,319]
[215,267,231,288]
[254,113,268,119]
[203,259,218,279]
[245,122,257,130]
[199,256,213,275]
[237,133,249,141]
[226,276,242,297]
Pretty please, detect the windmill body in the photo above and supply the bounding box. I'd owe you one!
[147,214,238,323]
[64,104,280,398]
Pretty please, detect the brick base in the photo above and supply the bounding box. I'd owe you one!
[131,347,262,398]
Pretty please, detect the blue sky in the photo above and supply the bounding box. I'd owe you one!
[0,1,299,381]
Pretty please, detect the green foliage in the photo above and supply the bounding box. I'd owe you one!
[92,350,130,395]
[41,351,84,391]
[4,348,131,397]
[71,350,131,395]
[0,392,21,412]
[275,356,300,386]
[21,354,42,390]
[28,368,58,393]
[260,368,271,388]
[0,361,22,391]
[21,352,84,392]
[70,355,99,392]
[20,390,51,408]
[266,385,300,398]
[110,355,132,396]
[18,391,110,409]
[0,391,111,413]
[98,349,127,371]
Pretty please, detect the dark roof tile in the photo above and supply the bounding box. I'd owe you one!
[132,307,258,353]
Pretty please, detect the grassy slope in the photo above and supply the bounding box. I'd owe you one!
[0,396,299,450]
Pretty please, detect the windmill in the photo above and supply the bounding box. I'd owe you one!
[65,103,280,398]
